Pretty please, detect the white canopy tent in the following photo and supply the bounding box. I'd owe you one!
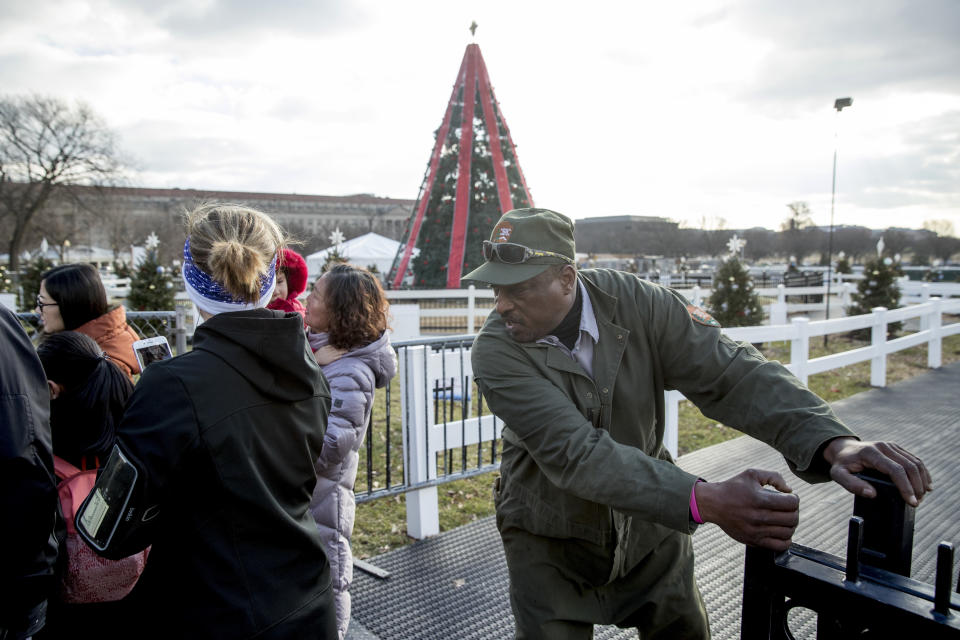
[306,232,415,282]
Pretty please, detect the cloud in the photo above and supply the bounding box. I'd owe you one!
[97,0,367,40]
[731,0,960,109]
[0,0,957,235]
[847,111,960,208]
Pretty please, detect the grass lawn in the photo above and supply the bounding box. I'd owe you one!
[353,328,960,559]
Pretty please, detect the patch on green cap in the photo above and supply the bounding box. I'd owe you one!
[462,208,577,286]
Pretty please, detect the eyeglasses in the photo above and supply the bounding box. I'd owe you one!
[36,296,59,311]
[482,241,573,265]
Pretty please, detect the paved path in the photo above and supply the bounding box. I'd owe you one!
[347,361,960,640]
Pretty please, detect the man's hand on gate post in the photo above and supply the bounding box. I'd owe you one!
[695,469,800,551]
[822,437,932,507]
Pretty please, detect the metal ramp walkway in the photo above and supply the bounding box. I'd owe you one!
[347,362,960,639]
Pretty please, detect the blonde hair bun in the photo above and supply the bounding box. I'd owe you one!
[185,202,286,303]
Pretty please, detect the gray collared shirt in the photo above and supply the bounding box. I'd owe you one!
[536,279,600,378]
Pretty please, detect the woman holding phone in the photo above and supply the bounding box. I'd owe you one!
[35,263,141,379]
[86,203,336,638]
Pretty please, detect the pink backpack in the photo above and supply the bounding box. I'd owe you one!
[54,456,150,603]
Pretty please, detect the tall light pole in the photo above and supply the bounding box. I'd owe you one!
[823,97,853,347]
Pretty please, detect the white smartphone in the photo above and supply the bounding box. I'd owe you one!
[132,336,173,370]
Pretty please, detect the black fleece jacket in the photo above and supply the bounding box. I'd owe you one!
[104,309,335,639]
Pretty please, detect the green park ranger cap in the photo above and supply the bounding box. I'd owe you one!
[461,208,577,286]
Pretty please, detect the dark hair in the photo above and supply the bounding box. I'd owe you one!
[37,331,134,466]
[322,264,388,350]
[41,263,108,330]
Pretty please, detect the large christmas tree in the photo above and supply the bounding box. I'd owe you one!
[389,40,533,289]
[127,233,175,311]
[707,256,764,327]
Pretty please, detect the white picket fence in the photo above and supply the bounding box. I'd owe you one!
[398,341,497,538]
[398,297,960,539]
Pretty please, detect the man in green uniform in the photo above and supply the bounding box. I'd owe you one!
[464,208,931,640]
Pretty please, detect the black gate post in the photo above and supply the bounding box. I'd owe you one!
[853,469,915,576]
[741,546,780,639]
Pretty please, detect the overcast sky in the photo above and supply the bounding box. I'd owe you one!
[1,0,957,234]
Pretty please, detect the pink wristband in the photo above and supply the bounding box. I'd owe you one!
[689,480,705,525]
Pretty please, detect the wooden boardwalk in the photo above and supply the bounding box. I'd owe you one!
[347,361,960,640]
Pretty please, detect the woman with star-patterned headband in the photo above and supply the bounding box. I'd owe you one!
[88,202,337,639]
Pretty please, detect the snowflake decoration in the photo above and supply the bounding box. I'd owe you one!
[726,234,746,256]
[329,228,346,247]
[145,232,160,250]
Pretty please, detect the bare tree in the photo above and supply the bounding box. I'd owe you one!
[833,226,875,262]
[0,95,125,272]
[742,228,775,261]
[698,216,730,258]
[880,228,912,259]
[922,219,960,264]
[781,201,814,232]
[922,219,956,237]
[780,202,816,263]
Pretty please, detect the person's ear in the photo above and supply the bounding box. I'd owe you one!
[47,380,63,399]
[560,265,577,294]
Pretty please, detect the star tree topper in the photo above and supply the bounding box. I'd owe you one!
[145,232,160,251]
[329,228,345,248]
[726,234,746,256]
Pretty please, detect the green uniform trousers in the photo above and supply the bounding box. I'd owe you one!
[499,526,710,639]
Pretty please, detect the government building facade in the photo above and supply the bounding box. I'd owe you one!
[34,185,415,263]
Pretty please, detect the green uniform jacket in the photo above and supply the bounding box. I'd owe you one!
[473,269,856,577]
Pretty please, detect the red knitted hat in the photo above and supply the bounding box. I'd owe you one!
[277,247,309,300]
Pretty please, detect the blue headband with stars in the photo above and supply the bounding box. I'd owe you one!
[181,237,277,315]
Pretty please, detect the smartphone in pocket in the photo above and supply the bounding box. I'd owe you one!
[132,336,173,371]
[76,444,139,552]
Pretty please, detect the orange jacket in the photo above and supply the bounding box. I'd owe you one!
[75,306,142,380]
